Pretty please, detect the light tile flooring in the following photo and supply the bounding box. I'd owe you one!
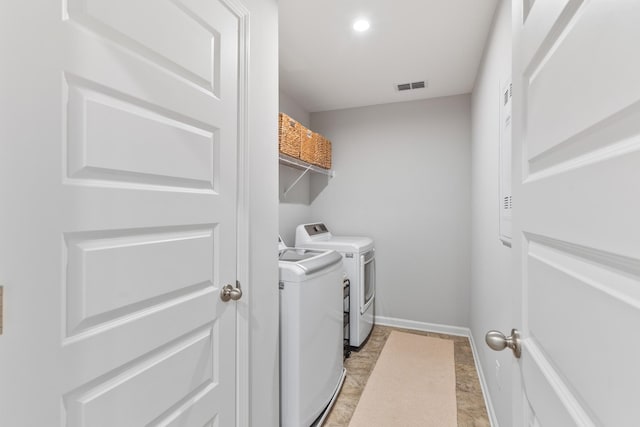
[323,325,491,427]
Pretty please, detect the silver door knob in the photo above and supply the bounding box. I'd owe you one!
[485,329,521,358]
[220,281,242,302]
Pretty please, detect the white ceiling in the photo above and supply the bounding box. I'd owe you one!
[279,0,499,113]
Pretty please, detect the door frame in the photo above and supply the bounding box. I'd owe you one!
[226,0,251,425]
[511,0,525,424]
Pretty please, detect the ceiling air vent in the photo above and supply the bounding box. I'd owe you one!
[396,80,428,92]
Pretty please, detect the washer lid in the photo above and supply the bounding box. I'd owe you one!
[296,236,374,253]
[278,249,342,280]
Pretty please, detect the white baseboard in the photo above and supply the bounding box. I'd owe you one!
[375,315,469,337]
[468,331,500,427]
[374,315,499,427]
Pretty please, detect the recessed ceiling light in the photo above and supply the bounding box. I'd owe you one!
[353,19,370,32]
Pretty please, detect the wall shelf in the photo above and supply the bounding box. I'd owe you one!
[279,153,335,197]
[279,153,335,177]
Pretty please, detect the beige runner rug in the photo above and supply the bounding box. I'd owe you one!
[348,331,457,427]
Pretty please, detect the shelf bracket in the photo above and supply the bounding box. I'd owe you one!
[283,165,312,197]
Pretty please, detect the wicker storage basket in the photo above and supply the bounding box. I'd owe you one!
[300,129,332,169]
[299,127,317,165]
[278,113,301,157]
[316,134,332,169]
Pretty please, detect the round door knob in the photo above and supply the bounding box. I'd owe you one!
[485,329,521,358]
[485,330,508,351]
[220,283,242,302]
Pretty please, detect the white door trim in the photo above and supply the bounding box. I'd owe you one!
[223,0,251,425]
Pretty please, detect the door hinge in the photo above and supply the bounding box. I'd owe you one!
[279,281,284,290]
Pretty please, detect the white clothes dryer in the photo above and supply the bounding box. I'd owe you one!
[295,223,375,348]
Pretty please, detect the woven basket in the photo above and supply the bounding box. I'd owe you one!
[299,127,317,165]
[316,134,332,169]
[300,130,332,169]
[278,113,301,157]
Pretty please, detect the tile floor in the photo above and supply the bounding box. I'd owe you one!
[323,325,491,427]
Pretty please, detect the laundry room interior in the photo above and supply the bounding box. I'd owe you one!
[278,0,510,425]
[3,0,636,425]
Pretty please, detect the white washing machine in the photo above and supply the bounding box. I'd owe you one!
[278,237,346,427]
[295,223,375,348]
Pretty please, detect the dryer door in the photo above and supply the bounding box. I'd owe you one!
[360,249,375,314]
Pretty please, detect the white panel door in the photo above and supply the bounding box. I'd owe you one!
[0,0,245,425]
[511,0,640,425]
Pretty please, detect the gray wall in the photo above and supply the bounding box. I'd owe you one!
[280,90,310,127]
[469,1,512,425]
[279,91,313,245]
[310,95,472,327]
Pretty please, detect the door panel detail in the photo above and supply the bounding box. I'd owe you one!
[521,341,595,427]
[525,237,640,426]
[63,325,220,427]
[525,1,640,168]
[66,79,218,191]
[64,226,217,337]
[65,0,227,93]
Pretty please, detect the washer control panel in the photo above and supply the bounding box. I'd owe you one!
[304,223,329,236]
